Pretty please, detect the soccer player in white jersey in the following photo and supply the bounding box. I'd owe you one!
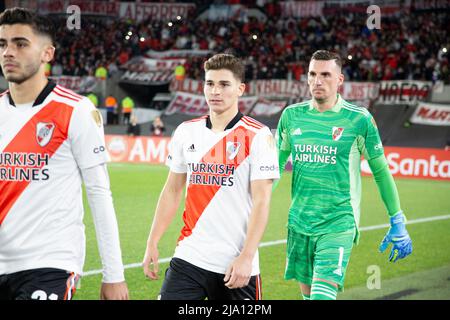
[142,53,279,300]
[0,8,128,300]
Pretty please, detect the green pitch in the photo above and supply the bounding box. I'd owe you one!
[74,163,450,300]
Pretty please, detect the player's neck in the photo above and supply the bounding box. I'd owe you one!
[8,73,49,105]
[209,106,239,132]
[313,95,338,112]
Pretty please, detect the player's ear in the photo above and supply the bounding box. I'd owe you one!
[41,39,55,63]
[238,82,245,97]
[338,72,344,86]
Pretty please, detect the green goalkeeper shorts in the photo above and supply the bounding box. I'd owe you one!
[284,227,356,291]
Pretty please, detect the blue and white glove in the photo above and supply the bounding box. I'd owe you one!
[379,211,413,262]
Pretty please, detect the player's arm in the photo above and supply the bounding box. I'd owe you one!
[70,98,128,299]
[81,164,129,300]
[367,155,401,216]
[225,127,279,289]
[367,155,413,262]
[224,178,273,289]
[362,115,412,262]
[274,110,291,189]
[142,171,186,280]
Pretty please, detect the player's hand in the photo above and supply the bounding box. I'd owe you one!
[224,255,253,289]
[379,211,413,262]
[100,281,129,300]
[142,243,160,280]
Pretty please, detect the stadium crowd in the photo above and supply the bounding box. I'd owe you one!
[48,2,449,83]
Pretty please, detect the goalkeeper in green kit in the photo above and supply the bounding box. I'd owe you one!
[275,50,412,300]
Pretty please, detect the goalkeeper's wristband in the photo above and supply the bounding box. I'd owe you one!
[390,211,406,225]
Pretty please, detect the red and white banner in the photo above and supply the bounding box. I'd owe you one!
[409,102,450,126]
[19,0,120,15]
[412,0,450,10]
[120,2,196,22]
[164,92,257,116]
[105,135,170,164]
[247,80,310,98]
[146,49,211,60]
[361,147,450,180]
[122,57,185,72]
[49,76,97,93]
[341,82,379,101]
[323,0,411,15]
[250,99,287,117]
[279,1,324,17]
[377,80,432,105]
[170,78,204,95]
[120,70,173,86]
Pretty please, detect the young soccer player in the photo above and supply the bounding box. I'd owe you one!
[142,53,279,300]
[0,8,128,300]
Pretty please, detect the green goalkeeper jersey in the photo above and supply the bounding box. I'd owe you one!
[276,94,386,237]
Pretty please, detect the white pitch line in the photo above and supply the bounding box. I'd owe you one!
[82,214,450,277]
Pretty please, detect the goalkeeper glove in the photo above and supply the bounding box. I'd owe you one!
[379,211,413,262]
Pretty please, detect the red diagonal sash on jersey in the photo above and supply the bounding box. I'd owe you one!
[0,101,73,225]
[178,125,256,242]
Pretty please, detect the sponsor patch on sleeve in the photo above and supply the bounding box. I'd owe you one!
[91,110,103,127]
[266,134,276,150]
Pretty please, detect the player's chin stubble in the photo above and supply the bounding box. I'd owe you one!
[4,62,40,85]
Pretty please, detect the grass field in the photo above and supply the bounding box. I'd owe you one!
[74,163,450,300]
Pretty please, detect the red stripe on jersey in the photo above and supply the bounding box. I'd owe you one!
[241,117,262,130]
[56,85,83,99]
[54,88,81,102]
[0,90,9,97]
[178,125,256,242]
[185,116,207,123]
[242,116,263,129]
[0,101,74,225]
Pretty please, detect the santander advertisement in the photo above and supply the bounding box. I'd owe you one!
[361,146,449,181]
[105,135,449,181]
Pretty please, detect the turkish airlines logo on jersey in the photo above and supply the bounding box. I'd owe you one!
[226,142,241,160]
[332,127,344,141]
[36,122,55,147]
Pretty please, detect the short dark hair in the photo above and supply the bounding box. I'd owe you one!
[204,53,245,82]
[310,50,342,69]
[0,7,56,44]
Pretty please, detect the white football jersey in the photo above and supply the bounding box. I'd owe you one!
[0,82,109,275]
[167,112,280,275]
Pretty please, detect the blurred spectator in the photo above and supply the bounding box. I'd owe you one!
[95,65,108,80]
[51,62,63,76]
[127,115,141,136]
[121,96,135,125]
[175,63,186,81]
[150,117,165,136]
[87,92,99,108]
[105,95,118,125]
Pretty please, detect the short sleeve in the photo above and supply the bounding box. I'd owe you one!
[70,98,109,169]
[250,127,280,181]
[166,123,187,173]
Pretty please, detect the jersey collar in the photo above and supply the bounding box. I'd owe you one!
[309,94,344,113]
[205,111,244,131]
[8,80,56,108]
